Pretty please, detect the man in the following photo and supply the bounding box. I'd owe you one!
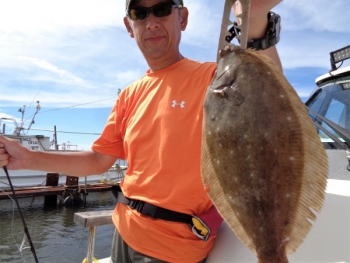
[0,0,282,262]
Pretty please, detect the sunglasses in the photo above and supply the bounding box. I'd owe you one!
[127,2,180,21]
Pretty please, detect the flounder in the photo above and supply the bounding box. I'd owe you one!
[201,44,328,263]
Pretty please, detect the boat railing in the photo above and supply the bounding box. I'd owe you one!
[74,210,114,263]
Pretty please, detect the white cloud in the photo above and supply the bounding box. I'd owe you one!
[0,0,349,110]
[19,56,89,87]
[276,0,350,33]
[278,29,350,70]
[116,70,144,85]
[0,0,124,34]
[0,113,17,120]
[181,2,222,48]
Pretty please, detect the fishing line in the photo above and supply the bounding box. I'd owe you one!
[0,186,26,261]
[19,235,31,252]
[27,86,43,110]
[24,85,43,123]
[2,166,39,263]
[26,96,117,118]
[0,180,10,186]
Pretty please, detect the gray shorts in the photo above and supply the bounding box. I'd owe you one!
[110,229,207,263]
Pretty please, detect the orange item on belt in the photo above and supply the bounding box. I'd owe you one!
[92,58,216,262]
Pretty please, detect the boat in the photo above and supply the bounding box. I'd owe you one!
[0,103,127,189]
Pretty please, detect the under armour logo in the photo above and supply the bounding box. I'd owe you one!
[171,100,185,108]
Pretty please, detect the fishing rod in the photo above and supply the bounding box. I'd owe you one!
[2,166,39,263]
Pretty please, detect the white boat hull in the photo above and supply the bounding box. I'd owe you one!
[206,179,350,263]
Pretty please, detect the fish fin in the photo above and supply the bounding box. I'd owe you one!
[201,124,256,252]
[260,52,329,254]
[285,87,328,254]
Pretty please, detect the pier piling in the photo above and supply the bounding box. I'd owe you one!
[60,176,84,207]
[44,173,59,207]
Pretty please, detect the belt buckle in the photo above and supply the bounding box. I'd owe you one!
[129,200,158,218]
[129,200,143,211]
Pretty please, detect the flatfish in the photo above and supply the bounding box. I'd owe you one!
[201,44,328,263]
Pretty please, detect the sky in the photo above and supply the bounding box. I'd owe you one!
[0,0,349,150]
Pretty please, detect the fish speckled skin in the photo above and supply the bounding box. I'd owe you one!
[201,44,328,263]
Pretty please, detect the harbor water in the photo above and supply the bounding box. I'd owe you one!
[0,191,116,263]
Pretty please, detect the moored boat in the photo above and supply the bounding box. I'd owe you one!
[0,107,127,189]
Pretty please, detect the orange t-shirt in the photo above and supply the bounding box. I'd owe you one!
[92,58,217,262]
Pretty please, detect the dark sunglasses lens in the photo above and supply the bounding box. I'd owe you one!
[129,8,148,20]
[128,3,174,20]
[153,3,173,17]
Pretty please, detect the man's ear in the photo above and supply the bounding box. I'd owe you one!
[124,17,135,38]
[180,7,189,31]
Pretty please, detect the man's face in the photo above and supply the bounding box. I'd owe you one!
[124,0,188,62]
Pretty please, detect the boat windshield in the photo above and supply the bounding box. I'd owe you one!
[306,82,350,149]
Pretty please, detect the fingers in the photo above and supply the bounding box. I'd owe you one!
[0,135,10,148]
[0,147,9,167]
[0,137,10,167]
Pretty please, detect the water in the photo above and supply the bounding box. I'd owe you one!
[0,191,117,263]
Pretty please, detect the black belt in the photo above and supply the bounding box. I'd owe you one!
[111,185,192,224]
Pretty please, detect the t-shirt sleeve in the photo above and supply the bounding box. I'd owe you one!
[91,96,126,159]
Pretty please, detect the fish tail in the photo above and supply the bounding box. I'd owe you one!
[257,253,289,263]
[256,241,289,263]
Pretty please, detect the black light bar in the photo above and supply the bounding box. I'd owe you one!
[330,45,350,70]
[342,82,350,90]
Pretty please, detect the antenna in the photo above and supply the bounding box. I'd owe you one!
[26,101,41,133]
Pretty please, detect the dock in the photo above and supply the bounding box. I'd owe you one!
[0,183,117,200]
